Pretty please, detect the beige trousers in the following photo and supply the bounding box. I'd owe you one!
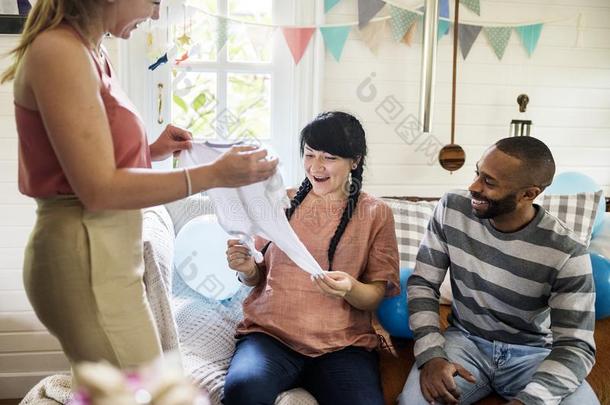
[23,196,162,368]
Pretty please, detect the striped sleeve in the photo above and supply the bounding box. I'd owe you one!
[407,195,451,368]
[516,252,596,405]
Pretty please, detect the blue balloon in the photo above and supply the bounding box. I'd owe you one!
[377,268,414,338]
[174,215,242,300]
[546,172,606,237]
[591,253,610,320]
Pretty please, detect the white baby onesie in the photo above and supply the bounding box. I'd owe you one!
[179,142,325,276]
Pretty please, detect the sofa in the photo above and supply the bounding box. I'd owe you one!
[151,190,609,405]
[20,191,610,405]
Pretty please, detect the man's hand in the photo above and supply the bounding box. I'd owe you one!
[420,357,476,405]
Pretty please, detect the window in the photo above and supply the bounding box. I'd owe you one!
[171,0,273,142]
[120,0,323,184]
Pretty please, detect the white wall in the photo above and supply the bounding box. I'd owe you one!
[0,36,121,399]
[322,0,610,198]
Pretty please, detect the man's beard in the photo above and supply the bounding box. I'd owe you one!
[470,191,518,219]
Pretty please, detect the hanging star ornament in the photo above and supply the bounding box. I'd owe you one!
[176,32,192,46]
[146,31,154,48]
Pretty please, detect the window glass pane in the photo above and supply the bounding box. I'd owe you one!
[179,0,217,62]
[227,73,271,141]
[228,0,272,62]
[171,71,218,139]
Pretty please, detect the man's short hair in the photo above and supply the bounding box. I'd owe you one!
[494,137,556,190]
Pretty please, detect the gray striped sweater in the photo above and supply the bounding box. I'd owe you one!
[408,191,596,405]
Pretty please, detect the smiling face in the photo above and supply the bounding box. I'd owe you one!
[468,147,531,220]
[303,145,356,200]
[104,0,160,39]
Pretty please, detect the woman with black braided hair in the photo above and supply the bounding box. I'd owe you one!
[223,111,400,405]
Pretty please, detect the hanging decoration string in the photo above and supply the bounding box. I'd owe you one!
[184,0,575,29]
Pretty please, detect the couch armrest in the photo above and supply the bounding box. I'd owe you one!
[142,205,180,353]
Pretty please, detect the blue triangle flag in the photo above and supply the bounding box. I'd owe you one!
[516,24,543,56]
[320,26,351,61]
[440,0,449,18]
[324,0,341,13]
[438,19,451,39]
[439,0,450,38]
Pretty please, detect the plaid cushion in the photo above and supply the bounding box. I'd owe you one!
[537,190,603,246]
[382,198,438,269]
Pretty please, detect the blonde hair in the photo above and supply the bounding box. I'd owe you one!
[0,0,104,84]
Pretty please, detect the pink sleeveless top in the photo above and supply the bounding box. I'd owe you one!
[16,25,151,198]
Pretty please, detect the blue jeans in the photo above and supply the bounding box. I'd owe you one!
[223,332,384,405]
[397,327,599,405]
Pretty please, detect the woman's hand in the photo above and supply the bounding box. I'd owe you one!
[149,124,192,161]
[226,239,257,276]
[210,146,279,188]
[313,271,354,298]
[314,272,386,311]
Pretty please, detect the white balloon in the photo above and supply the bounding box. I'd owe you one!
[174,215,242,300]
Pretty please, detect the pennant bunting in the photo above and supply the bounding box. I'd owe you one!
[439,0,449,19]
[358,0,386,29]
[217,17,229,52]
[439,0,450,38]
[389,5,419,42]
[320,26,351,62]
[438,19,451,40]
[358,20,387,54]
[281,27,316,64]
[324,0,342,13]
[401,21,417,46]
[458,23,482,59]
[515,24,543,56]
[17,0,31,15]
[245,25,276,59]
[484,26,511,60]
[150,0,555,73]
[459,0,480,15]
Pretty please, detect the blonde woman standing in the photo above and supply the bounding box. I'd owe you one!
[1,0,278,369]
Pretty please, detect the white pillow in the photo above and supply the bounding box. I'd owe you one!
[537,190,603,246]
[382,198,438,269]
[385,192,603,305]
[382,198,453,304]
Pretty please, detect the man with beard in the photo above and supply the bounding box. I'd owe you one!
[397,137,598,405]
